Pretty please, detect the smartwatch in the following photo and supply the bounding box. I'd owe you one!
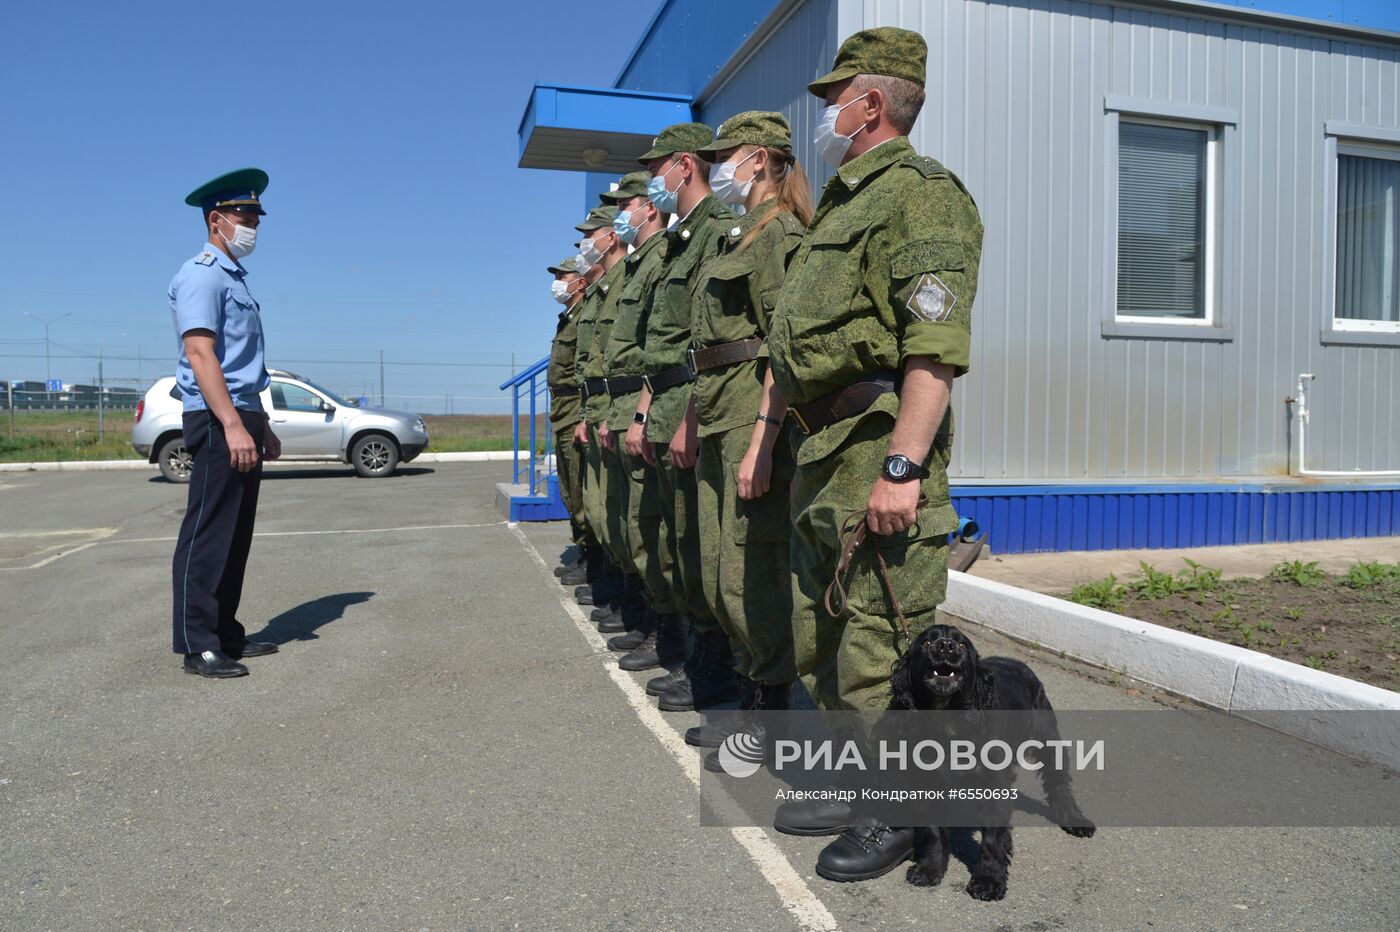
[882,454,930,483]
[633,411,648,426]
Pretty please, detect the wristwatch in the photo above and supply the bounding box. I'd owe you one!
[882,454,930,483]
[633,411,648,426]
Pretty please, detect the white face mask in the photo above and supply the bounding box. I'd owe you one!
[813,92,870,168]
[580,231,612,265]
[575,252,593,277]
[217,214,258,258]
[708,149,759,206]
[550,280,572,304]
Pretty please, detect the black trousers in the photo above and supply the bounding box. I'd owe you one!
[171,409,266,655]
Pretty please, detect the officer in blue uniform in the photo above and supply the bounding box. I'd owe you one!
[169,167,283,678]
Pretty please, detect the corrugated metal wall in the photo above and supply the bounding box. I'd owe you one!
[617,0,787,95]
[703,0,1399,480]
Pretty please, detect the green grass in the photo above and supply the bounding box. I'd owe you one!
[0,410,541,462]
[1268,560,1327,587]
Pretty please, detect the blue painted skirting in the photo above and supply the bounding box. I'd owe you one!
[508,475,571,522]
[951,482,1400,555]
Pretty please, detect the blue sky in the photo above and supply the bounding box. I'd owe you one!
[1,0,650,413]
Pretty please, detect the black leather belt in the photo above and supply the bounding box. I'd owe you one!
[606,375,645,395]
[551,385,580,398]
[790,371,900,435]
[688,337,762,374]
[643,363,694,395]
[583,377,608,400]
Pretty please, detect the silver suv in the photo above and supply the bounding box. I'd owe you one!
[132,370,429,481]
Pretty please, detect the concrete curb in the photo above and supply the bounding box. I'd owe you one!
[942,571,1400,770]
[0,450,535,472]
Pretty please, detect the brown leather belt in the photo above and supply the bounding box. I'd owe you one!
[551,385,580,398]
[605,375,645,395]
[688,337,762,375]
[643,363,694,395]
[790,371,900,435]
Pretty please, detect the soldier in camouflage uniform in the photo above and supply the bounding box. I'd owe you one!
[594,171,688,673]
[636,123,744,713]
[571,206,628,608]
[685,112,812,757]
[766,28,983,881]
[545,255,592,581]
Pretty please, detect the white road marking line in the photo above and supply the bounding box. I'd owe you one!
[508,523,841,932]
[0,528,118,571]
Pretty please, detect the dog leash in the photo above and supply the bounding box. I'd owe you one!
[823,495,928,647]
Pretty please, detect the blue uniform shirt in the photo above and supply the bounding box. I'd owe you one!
[168,242,270,413]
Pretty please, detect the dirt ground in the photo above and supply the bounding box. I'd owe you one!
[1068,559,1400,692]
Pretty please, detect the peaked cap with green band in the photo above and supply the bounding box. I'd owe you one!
[601,171,652,204]
[548,256,580,274]
[575,204,619,233]
[696,111,793,161]
[184,167,269,214]
[807,27,928,97]
[636,122,715,163]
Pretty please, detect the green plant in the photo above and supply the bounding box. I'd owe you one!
[1256,621,1276,633]
[1177,558,1223,592]
[1283,607,1304,622]
[1269,560,1326,587]
[1346,561,1396,589]
[1305,656,1325,670]
[1134,562,1178,600]
[1069,574,1127,612]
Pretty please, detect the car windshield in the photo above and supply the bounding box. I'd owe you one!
[294,378,357,408]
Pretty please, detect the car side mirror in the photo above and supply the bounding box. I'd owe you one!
[322,403,337,416]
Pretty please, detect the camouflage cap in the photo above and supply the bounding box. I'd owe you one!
[696,111,793,162]
[547,256,580,274]
[601,171,651,205]
[807,27,927,97]
[575,204,619,233]
[636,122,715,163]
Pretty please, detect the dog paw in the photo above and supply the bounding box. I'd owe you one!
[965,875,1007,901]
[906,863,946,887]
[1058,816,1096,838]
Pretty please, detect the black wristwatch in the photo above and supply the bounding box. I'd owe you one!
[633,411,648,426]
[882,454,930,483]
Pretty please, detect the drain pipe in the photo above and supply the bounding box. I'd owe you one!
[1288,373,1400,478]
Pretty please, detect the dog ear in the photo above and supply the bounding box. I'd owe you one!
[966,641,997,709]
[889,651,915,710]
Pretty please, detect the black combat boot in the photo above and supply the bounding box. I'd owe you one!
[815,816,915,882]
[607,606,656,652]
[686,677,757,748]
[703,680,792,770]
[594,604,626,633]
[583,564,626,606]
[646,667,687,697]
[618,611,685,672]
[657,624,740,712]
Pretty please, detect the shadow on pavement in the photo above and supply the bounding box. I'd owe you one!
[246,591,374,645]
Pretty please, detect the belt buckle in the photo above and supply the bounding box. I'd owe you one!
[600,377,609,395]
[686,347,698,376]
[642,374,654,394]
[791,406,812,435]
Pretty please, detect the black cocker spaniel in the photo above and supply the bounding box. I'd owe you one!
[890,624,1095,901]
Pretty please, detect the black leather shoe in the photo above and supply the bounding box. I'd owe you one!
[558,564,588,586]
[647,668,686,697]
[596,612,627,634]
[773,798,852,836]
[182,650,249,678]
[591,604,620,623]
[618,634,660,671]
[227,640,278,659]
[608,627,649,653]
[575,585,596,606]
[815,817,915,882]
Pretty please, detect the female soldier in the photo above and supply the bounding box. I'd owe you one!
[687,112,813,746]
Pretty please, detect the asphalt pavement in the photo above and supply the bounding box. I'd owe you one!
[2,462,1397,931]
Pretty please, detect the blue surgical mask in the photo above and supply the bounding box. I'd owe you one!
[647,160,682,214]
[613,205,647,244]
[813,92,870,168]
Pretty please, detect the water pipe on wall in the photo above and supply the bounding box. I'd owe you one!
[1288,373,1400,478]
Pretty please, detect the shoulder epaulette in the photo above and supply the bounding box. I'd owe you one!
[193,250,217,266]
[900,154,947,179]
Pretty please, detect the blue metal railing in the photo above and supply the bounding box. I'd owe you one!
[498,356,553,495]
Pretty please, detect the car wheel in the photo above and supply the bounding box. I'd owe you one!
[351,433,399,478]
[157,436,193,483]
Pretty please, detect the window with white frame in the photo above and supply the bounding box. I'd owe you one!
[1116,119,1218,323]
[1334,148,1400,330]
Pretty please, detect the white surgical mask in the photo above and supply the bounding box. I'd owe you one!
[580,231,612,265]
[550,280,572,304]
[813,92,870,168]
[708,149,759,206]
[575,252,593,277]
[217,214,258,258]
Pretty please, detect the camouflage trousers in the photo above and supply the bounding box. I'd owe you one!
[601,442,638,577]
[789,412,958,711]
[696,424,798,685]
[583,425,621,568]
[626,452,679,613]
[554,424,591,547]
[652,443,718,631]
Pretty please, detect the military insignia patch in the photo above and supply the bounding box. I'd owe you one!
[195,251,216,266]
[907,273,955,322]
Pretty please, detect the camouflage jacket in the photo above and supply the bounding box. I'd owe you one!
[603,230,667,431]
[581,257,627,424]
[692,198,804,437]
[547,298,584,427]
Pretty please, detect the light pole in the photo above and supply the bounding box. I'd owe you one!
[22,311,71,404]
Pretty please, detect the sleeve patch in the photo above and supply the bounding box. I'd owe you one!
[907,272,956,322]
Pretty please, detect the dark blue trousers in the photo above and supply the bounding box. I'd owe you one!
[171,409,266,655]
